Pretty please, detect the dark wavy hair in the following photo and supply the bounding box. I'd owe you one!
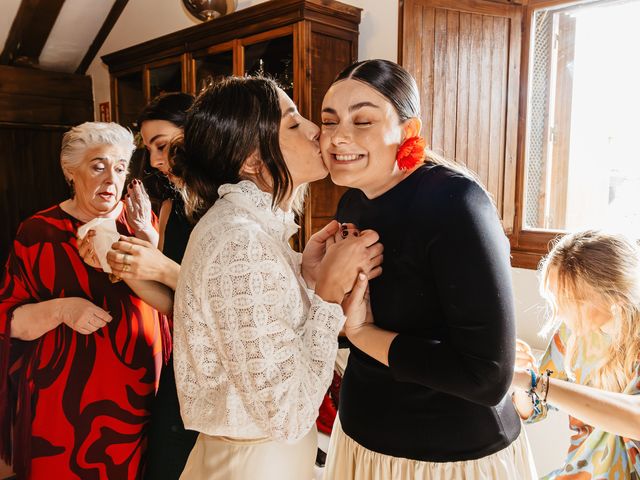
[171,76,292,221]
[131,92,194,201]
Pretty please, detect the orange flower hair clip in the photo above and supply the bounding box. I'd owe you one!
[396,136,426,170]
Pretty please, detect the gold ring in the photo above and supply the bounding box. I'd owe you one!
[122,264,130,273]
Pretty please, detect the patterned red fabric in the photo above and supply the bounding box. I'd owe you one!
[316,371,341,435]
[0,204,163,479]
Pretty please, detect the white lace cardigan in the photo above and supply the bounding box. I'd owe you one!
[173,180,345,442]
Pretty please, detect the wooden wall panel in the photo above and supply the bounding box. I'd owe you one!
[0,126,69,265]
[0,66,93,126]
[0,65,93,265]
[400,0,521,232]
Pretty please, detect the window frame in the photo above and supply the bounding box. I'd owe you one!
[510,0,591,269]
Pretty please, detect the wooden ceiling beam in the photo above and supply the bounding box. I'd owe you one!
[0,0,67,67]
[76,0,129,75]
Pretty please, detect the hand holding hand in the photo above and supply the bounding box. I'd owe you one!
[334,225,383,281]
[315,229,383,304]
[107,235,171,282]
[57,297,112,335]
[333,222,360,243]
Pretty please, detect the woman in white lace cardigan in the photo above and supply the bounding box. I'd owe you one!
[170,77,384,480]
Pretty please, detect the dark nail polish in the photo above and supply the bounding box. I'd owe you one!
[342,230,348,238]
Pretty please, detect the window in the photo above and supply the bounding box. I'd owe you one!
[523,0,640,236]
[400,0,640,268]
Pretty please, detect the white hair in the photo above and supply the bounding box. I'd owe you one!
[60,122,136,182]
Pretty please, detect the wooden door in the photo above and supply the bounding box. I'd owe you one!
[400,0,522,233]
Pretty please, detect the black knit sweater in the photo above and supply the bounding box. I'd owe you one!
[336,163,521,461]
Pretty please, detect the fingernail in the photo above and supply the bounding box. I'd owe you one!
[353,231,359,237]
[342,230,348,238]
[358,273,366,281]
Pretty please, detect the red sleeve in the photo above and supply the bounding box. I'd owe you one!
[0,220,39,465]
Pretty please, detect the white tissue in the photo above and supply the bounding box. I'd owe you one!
[77,217,120,273]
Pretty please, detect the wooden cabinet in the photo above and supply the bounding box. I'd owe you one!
[102,0,361,246]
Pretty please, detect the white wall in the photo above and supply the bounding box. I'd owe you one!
[87,0,397,116]
[513,267,548,350]
[86,2,564,475]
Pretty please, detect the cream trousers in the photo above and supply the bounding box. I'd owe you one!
[180,426,317,480]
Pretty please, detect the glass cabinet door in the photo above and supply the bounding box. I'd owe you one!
[243,35,294,98]
[149,62,183,99]
[193,49,233,94]
[116,70,145,128]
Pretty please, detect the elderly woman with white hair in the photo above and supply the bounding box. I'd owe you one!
[0,122,168,479]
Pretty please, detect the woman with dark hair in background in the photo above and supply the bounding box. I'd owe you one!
[320,59,537,479]
[104,92,200,480]
[171,76,383,479]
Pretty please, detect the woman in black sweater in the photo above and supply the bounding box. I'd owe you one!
[320,60,537,479]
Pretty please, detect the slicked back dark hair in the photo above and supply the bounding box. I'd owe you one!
[334,59,421,122]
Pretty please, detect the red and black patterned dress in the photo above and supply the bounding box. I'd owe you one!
[0,204,164,479]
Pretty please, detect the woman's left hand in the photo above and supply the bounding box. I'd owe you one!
[124,180,159,246]
[77,229,102,269]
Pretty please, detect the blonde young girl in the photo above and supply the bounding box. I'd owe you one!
[512,230,640,479]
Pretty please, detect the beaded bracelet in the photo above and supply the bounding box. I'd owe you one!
[526,370,542,415]
[527,369,553,415]
[541,369,553,403]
